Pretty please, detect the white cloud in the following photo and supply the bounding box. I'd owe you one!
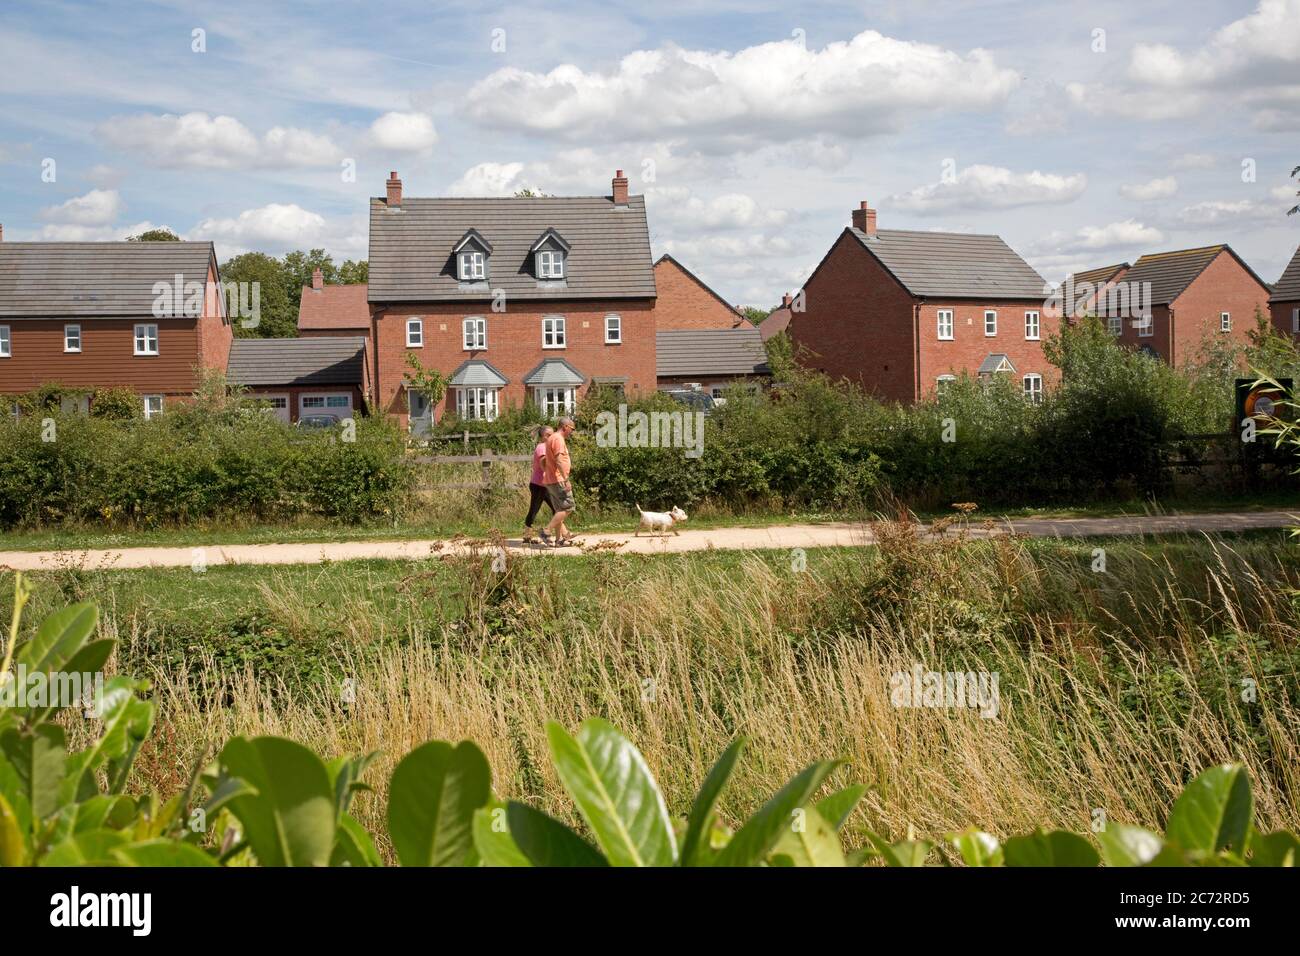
[1172,153,1217,171]
[464,31,1019,147]
[1075,219,1164,250]
[41,189,124,226]
[447,162,531,197]
[192,203,327,247]
[1178,198,1291,225]
[367,111,438,153]
[889,164,1086,213]
[1120,176,1178,201]
[96,112,340,169]
[649,188,788,229]
[38,220,164,242]
[661,234,795,262]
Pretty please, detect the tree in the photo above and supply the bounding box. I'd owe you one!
[739,306,770,325]
[1289,164,1299,217]
[220,252,296,338]
[128,228,180,242]
[338,259,368,284]
[513,188,551,198]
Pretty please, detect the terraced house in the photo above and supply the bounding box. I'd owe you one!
[367,171,657,431]
[1069,245,1271,365]
[0,236,231,417]
[789,201,1055,403]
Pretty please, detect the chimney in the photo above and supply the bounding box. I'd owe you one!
[311,267,323,290]
[781,293,792,309]
[386,170,402,207]
[851,200,877,238]
[612,169,629,206]
[0,223,4,242]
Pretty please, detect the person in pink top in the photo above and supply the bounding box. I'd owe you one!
[524,425,555,542]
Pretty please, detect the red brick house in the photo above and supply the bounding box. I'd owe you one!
[1271,245,1300,342]
[789,201,1055,403]
[0,237,231,417]
[653,254,749,330]
[226,336,369,424]
[1074,245,1271,365]
[760,293,794,342]
[298,268,371,350]
[367,171,657,430]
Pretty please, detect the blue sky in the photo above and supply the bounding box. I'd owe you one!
[1,0,1297,306]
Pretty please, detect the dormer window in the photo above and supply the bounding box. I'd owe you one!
[452,229,492,282]
[459,251,485,281]
[530,228,571,281]
[537,249,564,279]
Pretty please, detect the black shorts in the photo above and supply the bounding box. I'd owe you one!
[546,482,576,512]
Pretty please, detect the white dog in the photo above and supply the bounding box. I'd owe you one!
[635,504,688,536]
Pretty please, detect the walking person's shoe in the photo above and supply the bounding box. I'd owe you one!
[522,526,536,543]
[537,529,552,547]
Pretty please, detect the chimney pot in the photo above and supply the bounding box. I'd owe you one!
[612,169,629,206]
[782,293,792,308]
[312,267,323,290]
[852,200,877,237]
[386,171,403,207]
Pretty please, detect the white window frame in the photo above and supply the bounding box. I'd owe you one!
[458,251,486,281]
[0,326,9,358]
[542,315,566,349]
[406,318,424,348]
[462,316,486,350]
[1107,315,1122,336]
[1137,314,1153,337]
[142,395,164,420]
[534,385,576,418]
[64,324,82,353]
[937,309,954,341]
[455,386,499,421]
[936,374,956,394]
[134,323,159,356]
[984,310,997,336]
[1292,307,1299,334]
[536,250,565,279]
[604,313,622,344]
[1220,311,1231,333]
[1023,374,1043,404]
[1024,310,1040,341]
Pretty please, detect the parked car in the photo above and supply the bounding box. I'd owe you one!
[665,390,716,414]
[296,413,342,430]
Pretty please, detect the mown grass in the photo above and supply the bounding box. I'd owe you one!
[13,526,1299,859]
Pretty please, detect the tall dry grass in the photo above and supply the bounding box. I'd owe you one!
[120,525,1300,857]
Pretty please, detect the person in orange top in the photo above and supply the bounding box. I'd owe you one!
[543,416,577,546]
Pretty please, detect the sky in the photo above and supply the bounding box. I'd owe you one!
[1,0,1298,308]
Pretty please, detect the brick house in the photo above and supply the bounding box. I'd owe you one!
[789,201,1055,403]
[653,254,749,330]
[298,267,372,350]
[367,171,656,430]
[1073,245,1271,365]
[0,237,231,417]
[226,336,369,424]
[1271,245,1300,342]
[760,294,794,342]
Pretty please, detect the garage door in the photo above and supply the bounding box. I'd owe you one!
[260,394,290,424]
[300,393,353,420]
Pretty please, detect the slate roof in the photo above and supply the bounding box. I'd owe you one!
[1273,245,1300,303]
[1106,245,1269,308]
[847,228,1046,299]
[369,194,656,303]
[657,327,771,378]
[298,283,371,330]
[977,353,1016,375]
[1068,263,1130,289]
[0,241,216,318]
[524,358,585,387]
[448,360,508,388]
[227,336,366,387]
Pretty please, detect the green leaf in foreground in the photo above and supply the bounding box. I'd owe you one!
[1097,824,1163,867]
[386,740,491,867]
[505,801,607,867]
[680,737,744,866]
[218,736,336,867]
[473,799,532,867]
[1165,764,1252,856]
[545,718,676,867]
[713,760,840,867]
[1004,829,1100,867]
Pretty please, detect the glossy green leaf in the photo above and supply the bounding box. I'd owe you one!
[331,813,383,867]
[16,603,98,674]
[680,738,744,866]
[948,828,1003,866]
[327,752,377,821]
[816,784,869,831]
[19,639,114,726]
[387,740,491,867]
[39,829,128,866]
[0,792,27,866]
[545,719,676,867]
[112,839,218,867]
[1166,764,1253,855]
[1247,829,1299,867]
[713,760,840,867]
[473,800,532,867]
[865,830,934,867]
[1097,823,1163,867]
[505,801,607,867]
[1004,829,1100,867]
[218,736,336,867]
[0,724,66,821]
[772,804,846,866]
